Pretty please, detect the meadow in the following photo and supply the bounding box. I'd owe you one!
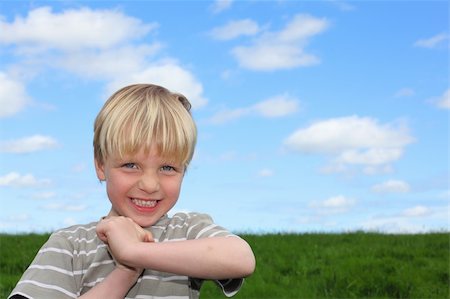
[0,232,448,298]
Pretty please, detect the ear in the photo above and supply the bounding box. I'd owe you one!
[94,159,106,181]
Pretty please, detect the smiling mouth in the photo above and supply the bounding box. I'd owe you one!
[131,198,158,208]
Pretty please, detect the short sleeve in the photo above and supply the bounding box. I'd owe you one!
[8,234,79,299]
[184,213,244,297]
[216,279,244,297]
[185,213,240,240]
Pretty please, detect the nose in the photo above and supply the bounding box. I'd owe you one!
[137,171,160,193]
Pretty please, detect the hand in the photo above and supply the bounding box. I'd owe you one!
[96,216,154,276]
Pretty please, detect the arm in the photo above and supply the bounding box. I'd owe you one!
[123,236,254,279]
[9,222,153,299]
[78,217,154,299]
[97,216,256,280]
[78,267,140,299]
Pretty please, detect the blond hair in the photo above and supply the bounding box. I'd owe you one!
[94,84,197,168]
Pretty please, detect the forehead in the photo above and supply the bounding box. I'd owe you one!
[108,145,180,164]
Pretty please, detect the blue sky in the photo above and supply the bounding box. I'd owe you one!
[0,0,448,234]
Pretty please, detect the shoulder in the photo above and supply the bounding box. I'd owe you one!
[53,221,98,235]
[53,221,98,236]
[8,221,105,299]
[52,221,98,239]
[171,211,213,223]
[46,221,100,249]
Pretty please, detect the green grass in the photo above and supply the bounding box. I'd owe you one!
[0,233,51,298]
[1,232,448,298]
[203,233,450,298]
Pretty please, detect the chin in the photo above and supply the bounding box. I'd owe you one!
[133,216,159,228]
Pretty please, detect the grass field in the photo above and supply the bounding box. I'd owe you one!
[1,232,448,298]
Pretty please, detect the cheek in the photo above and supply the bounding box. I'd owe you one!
[163,177,183,198]
[106,174,133,195]
[105,179,119,201]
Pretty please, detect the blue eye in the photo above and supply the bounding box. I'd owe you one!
[161,165,175,172]
[122,163,137,169]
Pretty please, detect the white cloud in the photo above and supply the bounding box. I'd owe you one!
[284,115,414,173]
[437,190,450,199]
[414,32,449,49]
[361,205,441,233]
[42,203,87,212]
[0,172,51,187]
[233,42,318,71]
[433,89,450,110]
[372,180,411,193]
[210,19,260,40]
[219,151,237,161]
[285,116,412,154]
[8,213,30,221]
[258,169,273,177]
[33,191,56,199]
[252,94,300,117]
[402,205,431,217]
[231,14,329,71]
[360,217,428,233]
[0,6,155,51]
[1,6,207,109]
[0,72,30,118]
[57,44,162,80]
[0,135,59,153]
[328,0,356,11]
[310,195,356,214]
[62,51,207,108]
[72,163,87,173]
[0,213,34,232]
[209,93,299,124]
[361,165,394,175]
[63,217,78,226]
[209,107,249,124]
[210,0,233,14]
[337,148,403,165]
[106,62,207,109]
[278,14,328,41]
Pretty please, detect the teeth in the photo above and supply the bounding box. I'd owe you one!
[131,198,157,208]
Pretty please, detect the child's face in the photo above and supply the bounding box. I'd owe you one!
[95,145,184,227]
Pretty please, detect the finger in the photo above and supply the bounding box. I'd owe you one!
[96,220,110,243]
[96,229,109,243]
[131,220,150,240]
[143,231,154,243]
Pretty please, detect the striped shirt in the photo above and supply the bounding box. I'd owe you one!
[9,212,243,299]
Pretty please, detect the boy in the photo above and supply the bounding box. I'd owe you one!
[9,84,256,298]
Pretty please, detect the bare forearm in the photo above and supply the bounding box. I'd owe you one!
[123,237,255,279]
[78,267,138,299]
